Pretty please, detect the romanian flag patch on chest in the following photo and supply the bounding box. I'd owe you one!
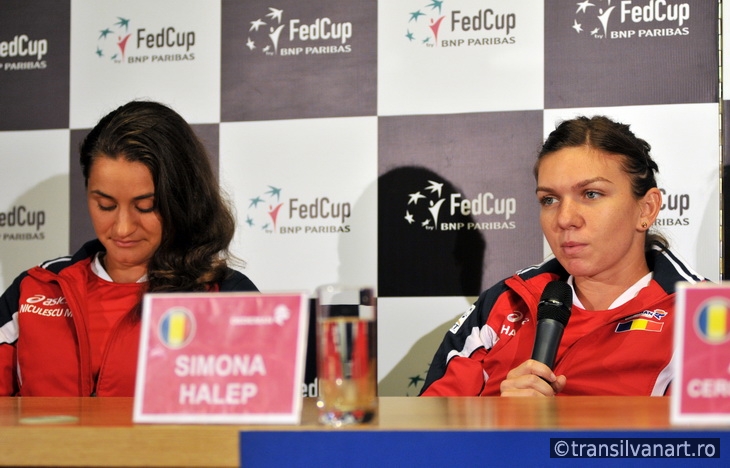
[615,309,667,333]
[615,318,664,333]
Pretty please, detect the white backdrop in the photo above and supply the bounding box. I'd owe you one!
[0,0,723,396]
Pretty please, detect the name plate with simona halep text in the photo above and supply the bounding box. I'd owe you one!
[133,292,309,424]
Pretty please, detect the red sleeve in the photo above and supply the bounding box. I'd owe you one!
[0,343,18,395]
[420,348,489,396]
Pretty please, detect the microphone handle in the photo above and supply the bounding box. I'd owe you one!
[531,319,565,370]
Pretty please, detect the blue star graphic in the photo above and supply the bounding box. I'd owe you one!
[265,186,282,200]
[99,28,113,40]
[426,1,443,14]
[409,10,425,22]
[115,17,130,31]
[249,196,264,208]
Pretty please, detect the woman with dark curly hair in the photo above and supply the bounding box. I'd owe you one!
[0,101,257,396]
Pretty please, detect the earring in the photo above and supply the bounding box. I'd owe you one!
[641,222,648,229]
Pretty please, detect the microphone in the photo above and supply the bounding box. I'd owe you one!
[531,280,573,369]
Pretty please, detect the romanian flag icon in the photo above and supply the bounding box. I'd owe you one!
[616,318,663,333]
[695,300,730,344]
[158,307,195,348]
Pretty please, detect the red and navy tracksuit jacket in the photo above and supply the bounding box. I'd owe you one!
[0,240,257,396]
[420,243,705,396]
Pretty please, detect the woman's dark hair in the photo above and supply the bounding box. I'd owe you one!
[80,100,236,292]
[535,115,667,249]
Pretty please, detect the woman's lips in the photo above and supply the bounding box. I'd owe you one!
[113,239,139,248]
[561,241,585,255]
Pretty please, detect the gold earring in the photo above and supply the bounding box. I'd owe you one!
[641,222,648,229]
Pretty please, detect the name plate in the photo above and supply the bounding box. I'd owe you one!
[133,292,308,424]
[672,282,730,425]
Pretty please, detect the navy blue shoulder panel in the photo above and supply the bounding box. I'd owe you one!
[39,239,104,275]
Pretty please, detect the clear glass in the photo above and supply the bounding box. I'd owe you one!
[315,284,377,427]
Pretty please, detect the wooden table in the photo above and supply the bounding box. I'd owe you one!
[0,396,719,467]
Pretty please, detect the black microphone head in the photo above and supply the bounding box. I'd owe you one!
[537,281,572,326]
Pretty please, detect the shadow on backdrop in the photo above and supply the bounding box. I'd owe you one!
[377,166,486,395]
[378,166,486,297]
[1,175,69,290]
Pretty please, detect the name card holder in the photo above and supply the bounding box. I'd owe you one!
[133,292,308,424]
[672,282,730,425]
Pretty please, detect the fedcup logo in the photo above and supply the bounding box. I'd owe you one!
[404,0,446,47]
[405,179,446,230]
[245,185,284,233]
[402,0,517,48]
[247,7,285,55]
[695,298,730,344]
[95,17,132,63]
[0,205,47,241]
[158,307,196,349]
[94,16,196,64]
[571,0,613,38]
[402,177,517,232]
[245,6,353,56]
[0,34,49,71]
[571,0,691,39]
[244,184,352,235]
